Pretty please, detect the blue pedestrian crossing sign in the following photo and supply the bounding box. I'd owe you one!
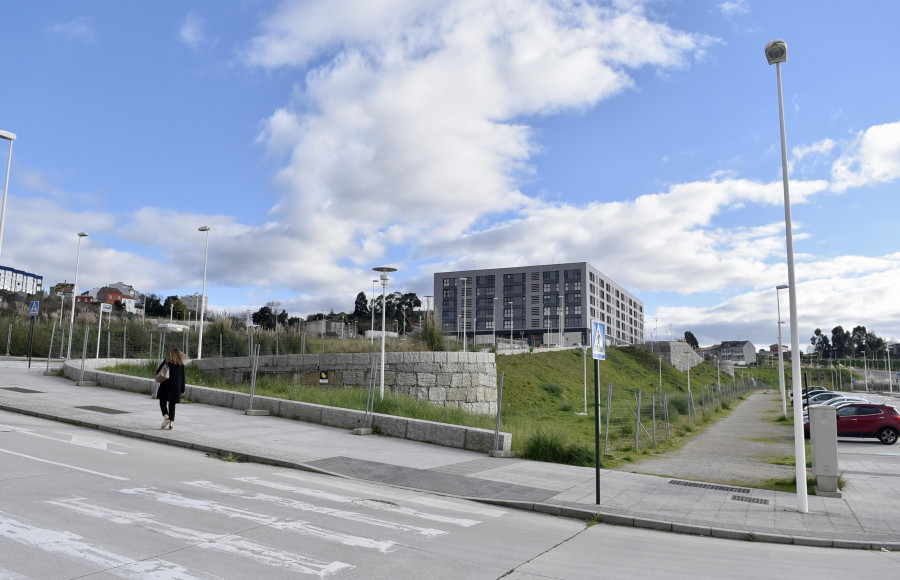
[28,301,39,317]
[591,321,606,360]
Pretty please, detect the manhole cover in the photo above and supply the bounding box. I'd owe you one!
[1,387,43,393]
[75,406,129,415]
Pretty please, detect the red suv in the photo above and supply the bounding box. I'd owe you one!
[804,403,900,445]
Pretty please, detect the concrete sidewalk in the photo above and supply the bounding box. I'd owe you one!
[1,362,898,551]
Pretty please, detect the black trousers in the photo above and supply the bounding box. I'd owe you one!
[159,399,176,421]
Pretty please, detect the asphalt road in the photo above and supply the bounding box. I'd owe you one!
[4,410,900,578]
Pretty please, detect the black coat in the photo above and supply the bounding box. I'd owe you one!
[156,361,186,403]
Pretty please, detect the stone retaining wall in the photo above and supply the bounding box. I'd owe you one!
[62,359,511,453]
[192,352,499,415]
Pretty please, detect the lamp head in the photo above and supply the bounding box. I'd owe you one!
[198,225,210,232]
[765,39,787,65]
[77,232,88,238]
[775,284,788,290]
[0,130,16,141]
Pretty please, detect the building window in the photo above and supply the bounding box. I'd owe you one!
[504,320,513,329]
[443,278,456,287]
[442,288,455,298]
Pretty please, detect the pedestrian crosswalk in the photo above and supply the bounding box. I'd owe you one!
[0,472,507,578]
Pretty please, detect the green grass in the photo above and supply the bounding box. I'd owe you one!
[104,346,766,467]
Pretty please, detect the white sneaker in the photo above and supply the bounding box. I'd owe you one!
[161,418,170,429]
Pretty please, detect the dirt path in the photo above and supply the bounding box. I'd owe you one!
[617,389,798,486]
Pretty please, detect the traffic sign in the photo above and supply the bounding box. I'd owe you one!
[28,301,39,317]
[591,321,606,361]
[101,303,112,313]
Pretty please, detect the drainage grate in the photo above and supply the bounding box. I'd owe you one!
[74,406,129,415]
[1,387,43,393]
[669,479,750,494]
[731,495,769,505]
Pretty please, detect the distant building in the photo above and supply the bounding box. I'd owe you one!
[719,340,757,366]
[0,266,42,294]
[50,281,74,297]
[433,261,643,347]
[97,287,127,305]
[180,293,208,315]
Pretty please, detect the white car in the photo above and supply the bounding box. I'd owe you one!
[804,396,871,415]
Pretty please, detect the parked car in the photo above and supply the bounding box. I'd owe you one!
[805,391,845,406]
[803,397,871,415]
[804,403,900,445]
[789,386,827,406]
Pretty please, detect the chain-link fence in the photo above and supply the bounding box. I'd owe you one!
[1,319,317,361]
[601,378,761,454]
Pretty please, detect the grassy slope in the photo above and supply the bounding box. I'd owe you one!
[107,347,780,464]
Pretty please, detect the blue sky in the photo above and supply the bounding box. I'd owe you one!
[2,0,899,350]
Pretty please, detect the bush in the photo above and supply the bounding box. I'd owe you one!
[521,427,596,467]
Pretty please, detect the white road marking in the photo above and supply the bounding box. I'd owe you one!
[115,488,397,551]
[181,481,448,538]
[273,471,508,517]
[0,448,128,481]
[235,476,481,527]
[0,512,207,580]
[0,564,34,579]
[47,498,354,577]
[0,425,129,454]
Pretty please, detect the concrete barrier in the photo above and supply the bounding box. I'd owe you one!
[62,359,511,453]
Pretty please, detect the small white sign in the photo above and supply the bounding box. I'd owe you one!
[101,303,113,313]
[591,321,606,361]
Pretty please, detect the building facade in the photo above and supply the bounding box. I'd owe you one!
[0,266,42,295]
[433,262,644,347]
[180,293,208,315]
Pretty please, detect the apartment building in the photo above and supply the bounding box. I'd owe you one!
[433,262,644,347]
[0,266,42,295]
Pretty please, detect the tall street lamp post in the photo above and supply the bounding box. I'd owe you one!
[767,38,808,513]
[0,130,16,262]
[197,226,211,359]
[775,284,789,417]
[370,279,377,344]
[66,232,88,359]
[373,266,396,400]
[492,296,498,348]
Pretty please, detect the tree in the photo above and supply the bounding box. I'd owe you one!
[831,326,852,358]
[851,325,868,357]
[162,295,188,320]
[810,328,831,358]
[683,330,699,349]
[252,306,276,330]
[352,292,370,320]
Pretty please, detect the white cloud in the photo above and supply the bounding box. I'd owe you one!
[247,0,712,275]
[49,17,96,43]
[831,121,900,192]
[179,12,209,52]
[717,1,750,18]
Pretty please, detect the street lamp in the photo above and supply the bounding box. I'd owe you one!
[66,232,88,359]
[373,266,396,400]
[559,294,564,347]
[766,38,808,513]
[775,284,788,417]
[197,226,211,360]
[492,296,498,348]
[0,130,16,264]
[370,279,378,344]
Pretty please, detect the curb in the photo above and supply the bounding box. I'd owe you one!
[4,400,900,552]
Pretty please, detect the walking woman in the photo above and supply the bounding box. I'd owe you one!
[156,348,186,429]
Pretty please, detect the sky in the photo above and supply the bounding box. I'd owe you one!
[1,0,899,351]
